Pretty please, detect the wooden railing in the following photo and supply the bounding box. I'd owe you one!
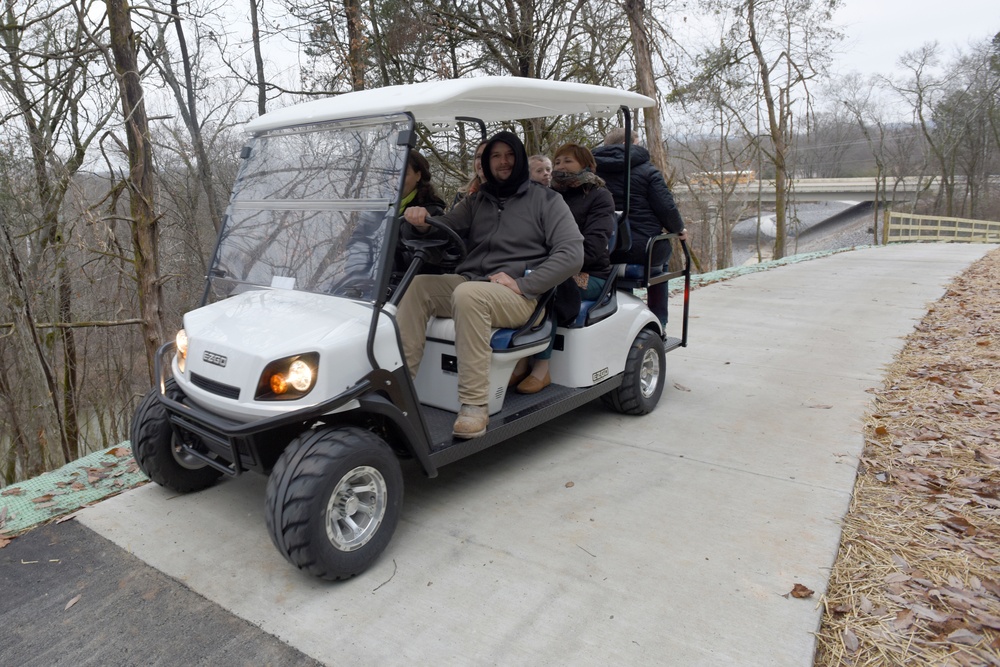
[885,211,1000,244]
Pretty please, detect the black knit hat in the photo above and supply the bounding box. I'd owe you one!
[479,131,529,198]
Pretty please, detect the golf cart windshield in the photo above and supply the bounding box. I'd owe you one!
[205,113,411,303]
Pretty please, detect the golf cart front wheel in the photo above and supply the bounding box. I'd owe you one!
[602,329,666,415]
[265,426,403,581]
[130,379,223,493]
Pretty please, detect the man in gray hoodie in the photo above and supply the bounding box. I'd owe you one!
[399,131,583,438]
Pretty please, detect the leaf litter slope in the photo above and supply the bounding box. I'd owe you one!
[815,247,1000,666]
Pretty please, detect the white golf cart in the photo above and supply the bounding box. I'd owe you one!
[130,77,690,581]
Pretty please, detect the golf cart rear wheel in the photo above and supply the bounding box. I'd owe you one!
[265,426,403,581]
[602,329,665,415]
[130,379,223,493]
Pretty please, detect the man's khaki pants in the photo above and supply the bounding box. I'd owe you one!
[396,274,538,406]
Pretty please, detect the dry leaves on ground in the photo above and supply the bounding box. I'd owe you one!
[815,247,1000,666]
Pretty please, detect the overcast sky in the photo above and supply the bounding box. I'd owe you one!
[832,0,998,76]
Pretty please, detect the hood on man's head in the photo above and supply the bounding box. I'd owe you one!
[480,130,529,198]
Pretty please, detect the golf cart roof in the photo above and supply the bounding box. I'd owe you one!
[245,77,655,134]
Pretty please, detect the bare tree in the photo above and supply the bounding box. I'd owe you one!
[141,0,234,235]
[100,0,166,377]
[0,0,121,462]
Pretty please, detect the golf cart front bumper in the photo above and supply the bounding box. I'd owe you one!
[151,342,426,476]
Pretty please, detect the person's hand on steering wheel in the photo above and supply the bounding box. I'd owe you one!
[403,206,430,232]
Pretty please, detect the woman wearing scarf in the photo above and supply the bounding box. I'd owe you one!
[512,143,615,394]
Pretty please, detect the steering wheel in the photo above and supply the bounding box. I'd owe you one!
[400,215,468,265]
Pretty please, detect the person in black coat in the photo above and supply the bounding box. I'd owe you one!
[512,143,615,395]
[592,128,686,326]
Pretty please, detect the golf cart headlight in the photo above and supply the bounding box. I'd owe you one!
[256,353,319,401]
[176,329,188,372]
[286,359,313,391]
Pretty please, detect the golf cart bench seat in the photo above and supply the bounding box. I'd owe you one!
[422,283,556,352]
[423,316,554,351]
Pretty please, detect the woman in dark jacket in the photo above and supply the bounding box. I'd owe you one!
[513,143,615,394]
[395,151,447,273]
[593,130,685,326]
[401,150,446,216]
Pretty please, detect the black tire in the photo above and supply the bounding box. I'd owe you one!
[265,426,403,581]
[130,379,224,493]
[602,328,666,415]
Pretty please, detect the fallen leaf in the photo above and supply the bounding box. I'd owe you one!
[874,425,889,436]
[943,516,977,536]
[808,404,833,409]
[842,628,859,653]
[946,628,983,645]
[910,604,951,623]
[65,594,81,610]
[107,446,130,457]
[971,611,1000,630]
[70,482,85,491]
[975,448,1000,466]
[31,494,54,504]
[565,481,574,488]
[788,583,814,598]
[0,537,10,549]
[893,609,915,631]
[0,488,23,497]
[673,383,691,392]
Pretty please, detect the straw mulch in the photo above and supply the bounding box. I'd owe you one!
[815,246,1000,666]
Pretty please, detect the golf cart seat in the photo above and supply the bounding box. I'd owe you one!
[422,286,555,352]
[416,287,557,415]
[567,219,622,329]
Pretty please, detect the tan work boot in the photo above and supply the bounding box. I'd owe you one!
[452,404,489,439]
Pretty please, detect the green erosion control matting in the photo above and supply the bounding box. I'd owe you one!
[0,444,146,538]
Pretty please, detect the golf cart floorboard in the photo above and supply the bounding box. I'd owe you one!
[422,380,620,467]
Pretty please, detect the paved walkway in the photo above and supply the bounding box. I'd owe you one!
[5,243,996,666]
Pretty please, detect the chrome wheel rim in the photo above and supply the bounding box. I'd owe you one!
[639,347,661,399]
[325,465,387,551]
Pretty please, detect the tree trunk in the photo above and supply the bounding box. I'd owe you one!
[106,0,165,381]
[624,0,667,173]
[344,0,366,91]
[0,222,66,476]
[169,0,225,234]
[747,0,788,259]
[249,0,268,116]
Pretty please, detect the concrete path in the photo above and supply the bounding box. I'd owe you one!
[75,243,996,666]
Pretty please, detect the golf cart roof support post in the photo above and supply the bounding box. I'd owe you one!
[367,112,417,372]
[455,116,487,143]
[622,105,633,233]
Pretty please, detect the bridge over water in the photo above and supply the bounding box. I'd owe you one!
[692,176,933,202]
